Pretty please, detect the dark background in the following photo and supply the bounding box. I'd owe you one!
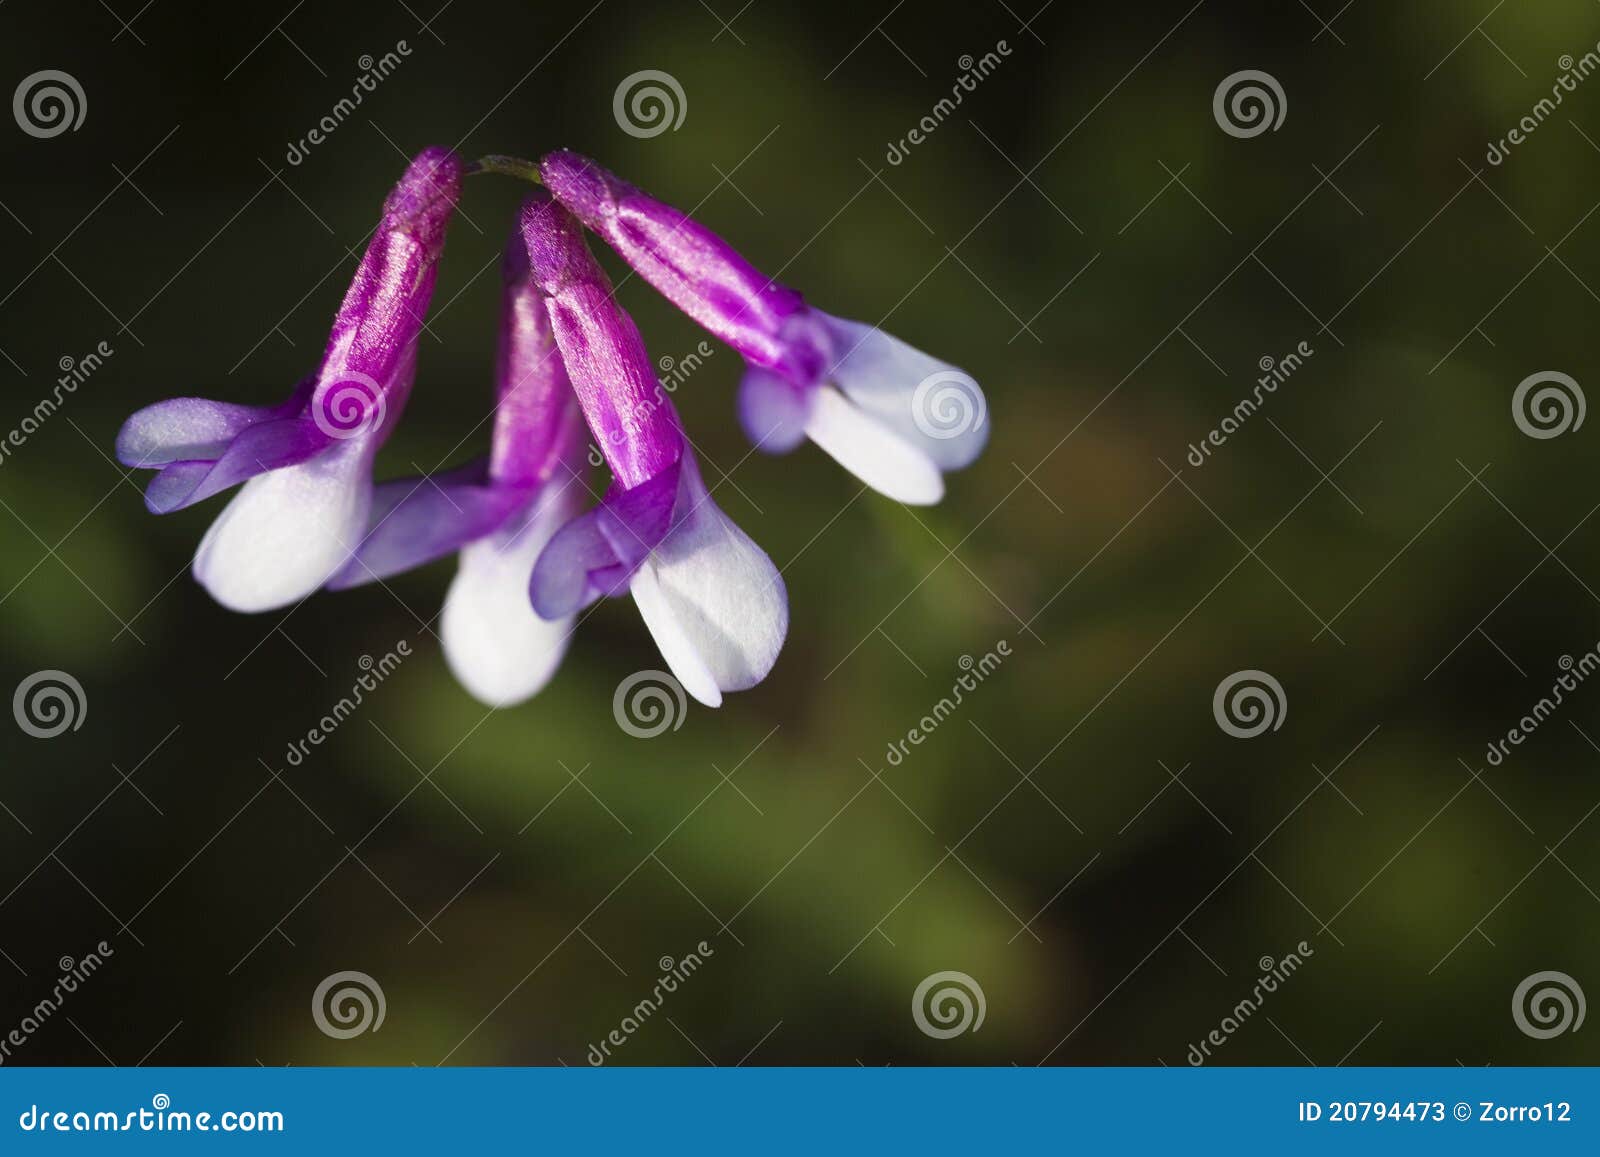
[2,0,1598,1065]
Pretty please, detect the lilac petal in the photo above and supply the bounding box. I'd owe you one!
[141,416,334,514]
[821,312,989,472]
[328,459,538,590]
[528,462,680,619]
[116,383,310,468]
[737,365,812,454]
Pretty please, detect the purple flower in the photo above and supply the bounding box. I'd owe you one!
[540,149,989,505]
[520,191,787,707]
[115,147,464,612]
[328,224,586,706]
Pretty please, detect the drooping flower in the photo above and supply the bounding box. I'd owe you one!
[539,149,989,505]
[115,147,464,612]
[520,190,788,707]
[327,227,586,707]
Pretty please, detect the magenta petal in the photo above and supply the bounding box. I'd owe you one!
[540,151,813,378]
[328,461,539,590]
[141,417,333,514]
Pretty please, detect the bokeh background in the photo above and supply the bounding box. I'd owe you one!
[2,0,1599,1066]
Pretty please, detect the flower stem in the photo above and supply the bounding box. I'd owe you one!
[467,155,544,184]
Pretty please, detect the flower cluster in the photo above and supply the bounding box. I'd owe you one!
[118,147,988,709]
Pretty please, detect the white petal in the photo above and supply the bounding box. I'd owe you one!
[629,464,787,707]
[822,312,989,471]
[193,442,372,613]
[441,483,579,707]
[803,384,944,505]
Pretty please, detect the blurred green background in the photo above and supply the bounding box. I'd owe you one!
[2,0,1599,1065]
